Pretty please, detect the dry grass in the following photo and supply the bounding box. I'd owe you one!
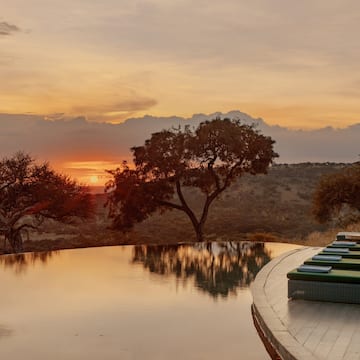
[291,221,360,246]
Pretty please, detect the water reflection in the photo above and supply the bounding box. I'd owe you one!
[0,251,58,274]
[132,242,271,298]
[0,242,301,360]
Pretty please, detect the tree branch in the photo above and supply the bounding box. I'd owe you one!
[176,180,200,229]
[207,156,221,191]
[223,159,245,188]
[199,186,226,229]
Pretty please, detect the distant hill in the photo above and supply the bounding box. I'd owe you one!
[0,111,359,166]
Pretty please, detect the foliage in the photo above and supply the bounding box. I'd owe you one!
[312,163,360,224]
[0,152,93,252]
[106,118,278,241]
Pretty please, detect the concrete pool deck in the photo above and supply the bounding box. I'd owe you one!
[251,247,360,360]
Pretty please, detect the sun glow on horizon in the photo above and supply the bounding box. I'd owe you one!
[89,175,99,184]
[61,161,119,186]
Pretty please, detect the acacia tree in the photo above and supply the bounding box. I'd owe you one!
[106,118,278,242]
[313,163,360,224]
[0,152,93,252]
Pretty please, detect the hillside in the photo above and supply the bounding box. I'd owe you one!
[124,162,348,243]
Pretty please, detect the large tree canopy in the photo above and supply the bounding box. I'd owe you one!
[106,118,278,241]
[313,163,360,224]
[0,152,93,252]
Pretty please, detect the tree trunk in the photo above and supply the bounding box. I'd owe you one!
[195,226,204,242]
[195,223,204,242]
[5,228,23,253]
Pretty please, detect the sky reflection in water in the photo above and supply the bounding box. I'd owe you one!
[0,242,301,360]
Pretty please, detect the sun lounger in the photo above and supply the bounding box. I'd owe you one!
[288,267,360,303]
[304,256,360,270]
[331,241,357,247]
[319,248,360,259]
[328,241,360,251]
[323,247,350,253]
[337,232,360,241]
[297,265,332,273]
[312,255,342,261]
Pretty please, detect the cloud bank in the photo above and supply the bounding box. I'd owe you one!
[0,111,358,181]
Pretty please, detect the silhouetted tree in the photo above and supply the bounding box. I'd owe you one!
[313,163,360,224]
[106,118,278,241]
[0,152,93,252]
[132,242,272,298]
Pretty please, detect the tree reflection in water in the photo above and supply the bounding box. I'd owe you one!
[0,251,58,274]
[132,242,272,299]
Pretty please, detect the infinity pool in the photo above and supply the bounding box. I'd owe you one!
[0,242,300,359]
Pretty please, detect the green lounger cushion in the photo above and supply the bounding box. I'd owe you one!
[312,255,342,261]
[305,257,360,270]
[319,250,360,259]
[323,247,349,253]
[297,265,332,273]
[287,268,360,284]
[331,241,357,247]
[328,242,360,251]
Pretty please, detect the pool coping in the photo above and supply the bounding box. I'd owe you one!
[251,247,321,360]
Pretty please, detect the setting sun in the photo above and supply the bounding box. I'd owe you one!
[89,175,99,184]
[61,161,117,186]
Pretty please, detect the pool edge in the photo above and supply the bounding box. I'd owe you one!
[250,248,321,360]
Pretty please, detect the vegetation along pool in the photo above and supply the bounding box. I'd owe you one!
[0,242,301,359]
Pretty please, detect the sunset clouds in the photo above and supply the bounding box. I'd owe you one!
[0,111,358,184]
[1,1,360,128]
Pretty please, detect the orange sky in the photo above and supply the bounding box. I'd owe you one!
[2,1,360,129]
[62,161,119,186]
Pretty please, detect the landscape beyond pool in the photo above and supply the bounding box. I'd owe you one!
[0,242,301,360]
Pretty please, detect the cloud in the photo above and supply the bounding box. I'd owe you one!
[72,99,157,114]
[2,1,360,129]
[70,0,360,70]
[0,111,358,175]
[0,22,20,36]
[71,97,158,122]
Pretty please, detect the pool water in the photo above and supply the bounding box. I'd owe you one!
[0,242,301,359]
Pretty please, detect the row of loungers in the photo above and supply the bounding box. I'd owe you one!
[287,232,360,304]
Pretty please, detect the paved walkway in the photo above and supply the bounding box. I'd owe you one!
[251,247,360,360]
